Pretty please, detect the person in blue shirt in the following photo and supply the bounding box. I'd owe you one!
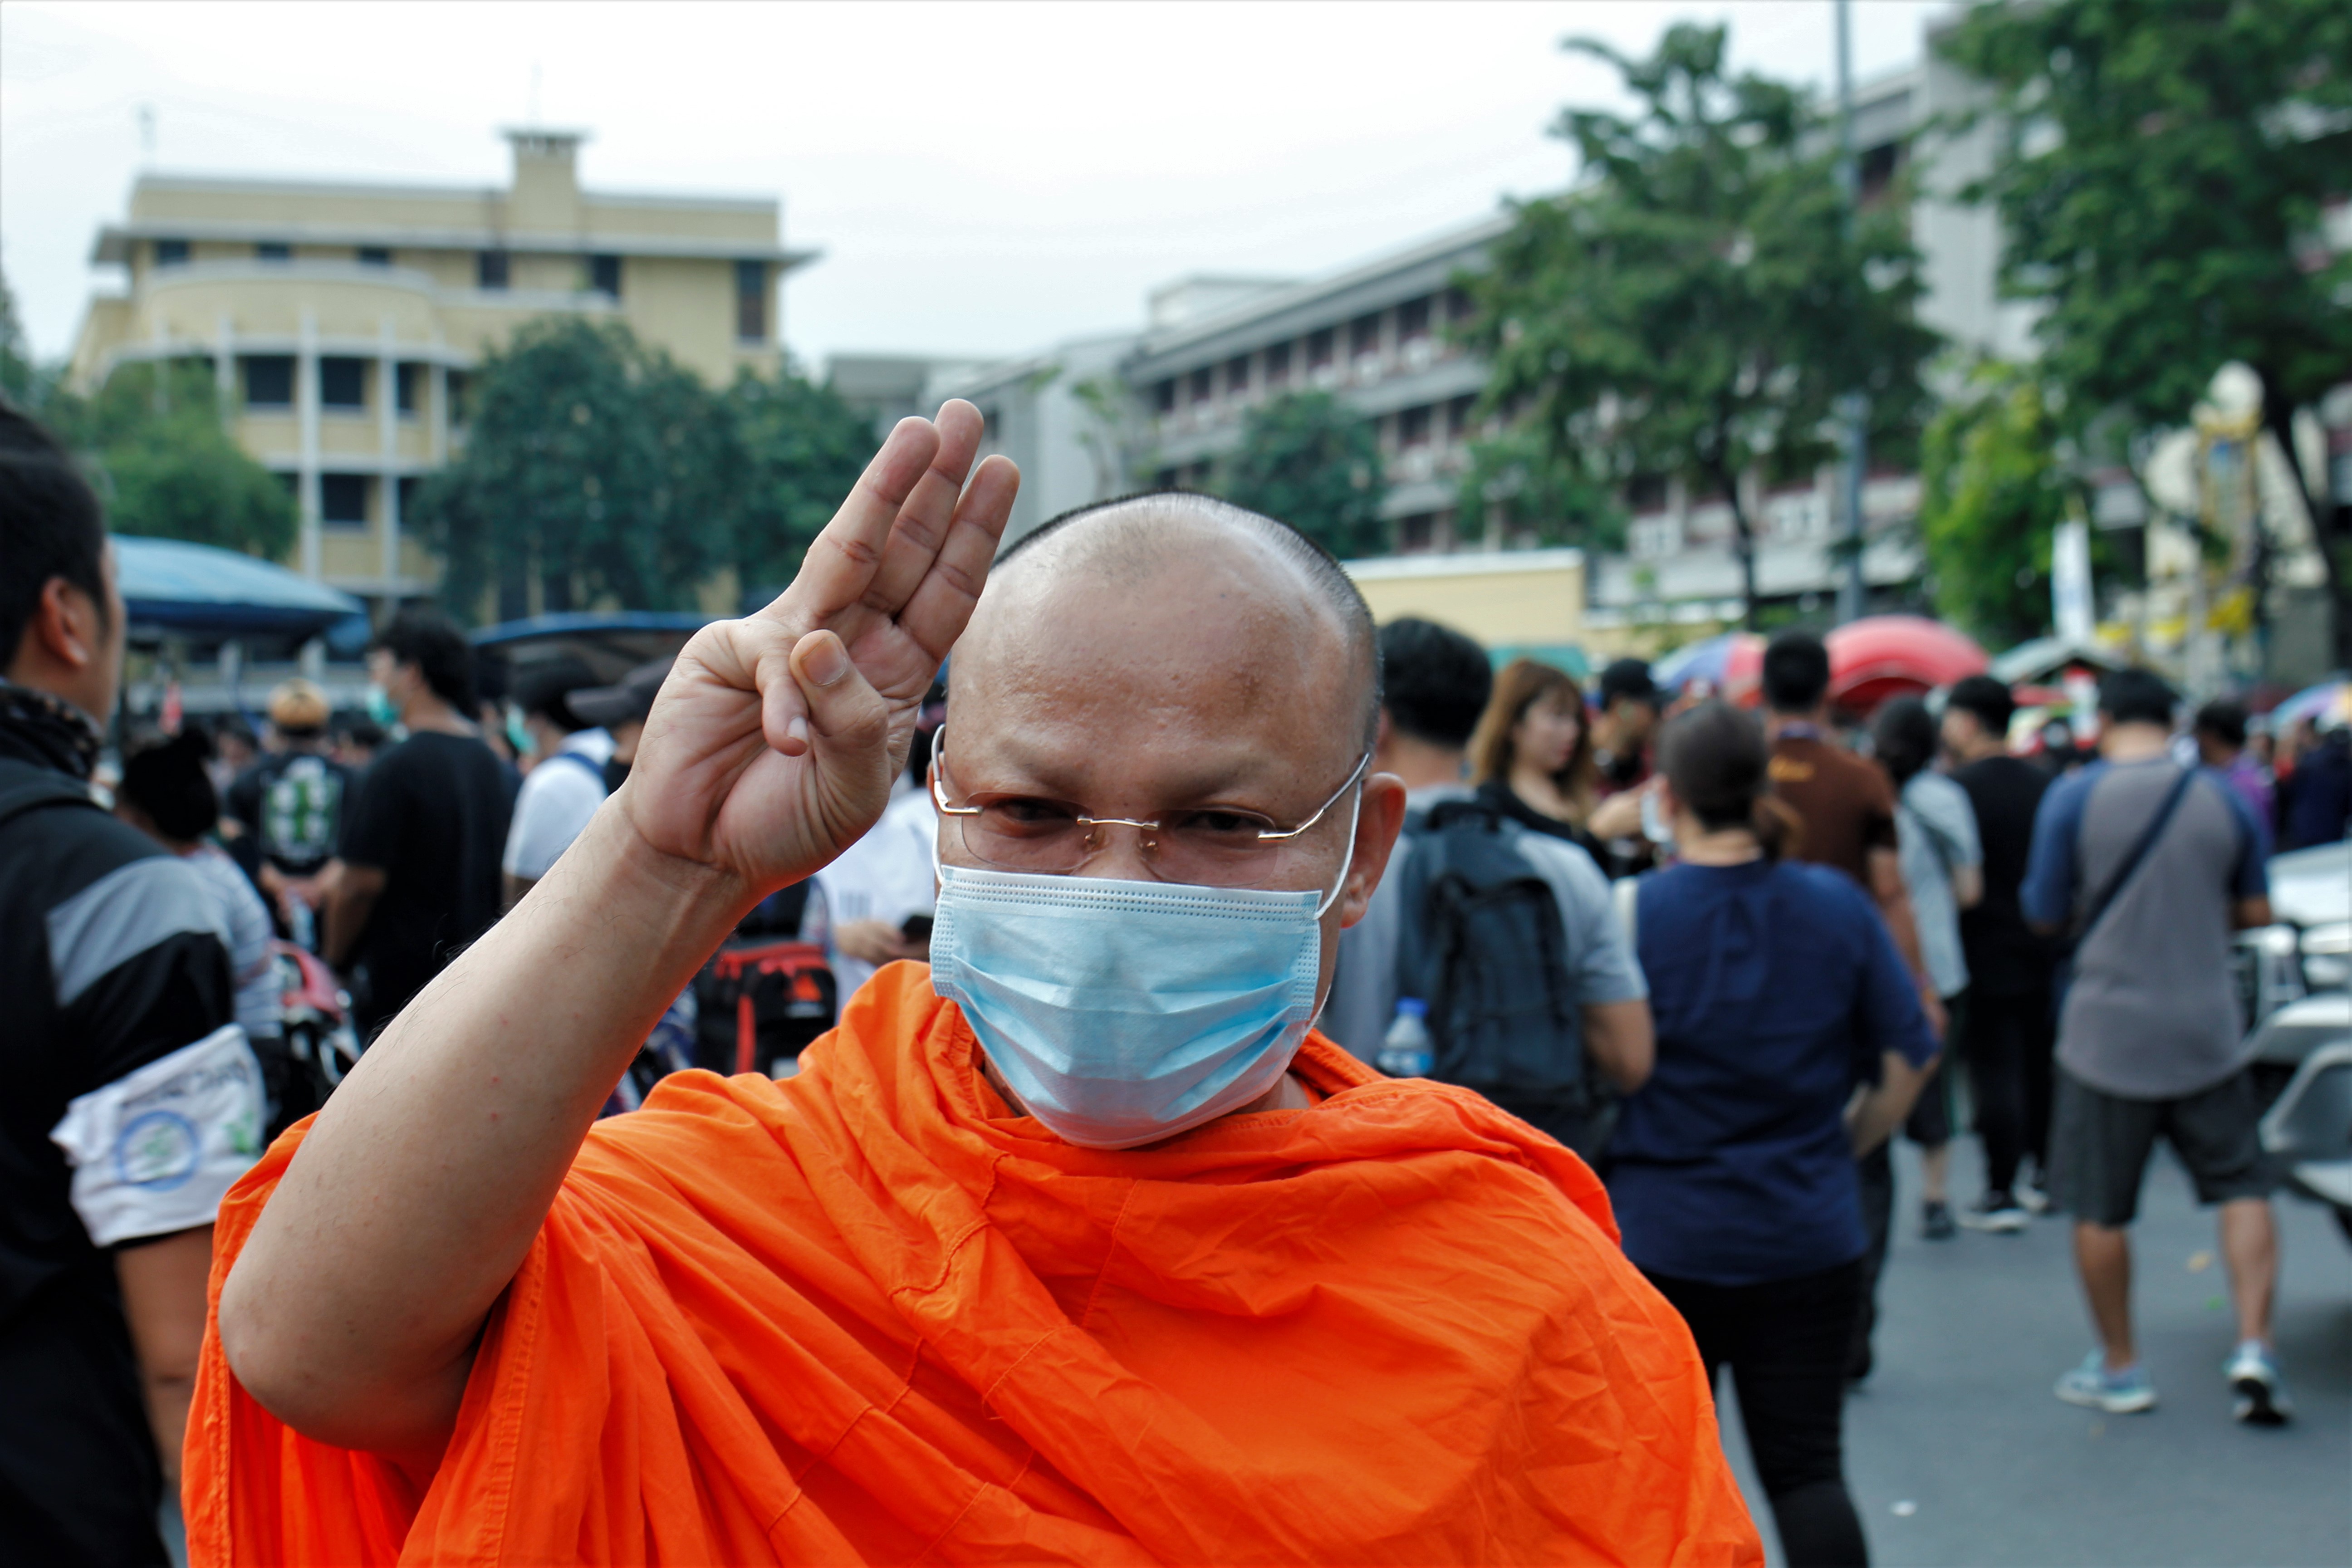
[1607,700,1938,1568]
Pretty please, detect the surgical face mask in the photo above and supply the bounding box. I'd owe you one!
[364,682,398,727]
[505,703,535,757]
[1639,783,1676,850]
[929,810,1357,1151]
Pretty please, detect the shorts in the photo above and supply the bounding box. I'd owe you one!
[1901,990,1962,1148]
[2049,1068,2274,1228]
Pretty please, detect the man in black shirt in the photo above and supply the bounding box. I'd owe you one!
[323,611,514,1039]
[2,407,256,1564]
[226,677,356,945]
[1941,674,2057,1228]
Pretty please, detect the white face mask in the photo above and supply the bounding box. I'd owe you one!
[928,803,1358,1151]
[1639,782,1676,851]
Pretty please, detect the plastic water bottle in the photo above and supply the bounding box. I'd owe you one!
[1377,997,1434,1078]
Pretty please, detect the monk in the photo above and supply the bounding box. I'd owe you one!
[200,401,1761,1565]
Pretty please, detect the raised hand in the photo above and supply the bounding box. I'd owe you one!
[619,400,1017,894]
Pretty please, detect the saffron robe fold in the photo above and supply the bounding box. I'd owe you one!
[187,962,1760,1565]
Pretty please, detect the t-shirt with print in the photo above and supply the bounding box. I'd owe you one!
[1897,771,1980,1000]
[1951,754,2054,999]
[226,749,355,876]
[1769,731,1898,887]
[1607,859,1936,1287]
[338,730,515,1034]
[1,708,256,1565]
[2020,759,2268,1100]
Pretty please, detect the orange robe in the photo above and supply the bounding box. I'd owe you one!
[187,963,1761,1565]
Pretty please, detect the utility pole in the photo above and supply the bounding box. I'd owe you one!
[1834,0,1869,625]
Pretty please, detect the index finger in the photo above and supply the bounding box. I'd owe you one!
[755,416,941,627]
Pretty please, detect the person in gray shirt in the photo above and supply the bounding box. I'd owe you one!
[1326,619,1651,1157]
[2021,668,2283,1425]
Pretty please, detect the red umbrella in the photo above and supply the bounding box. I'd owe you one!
[1824,615,1989,715]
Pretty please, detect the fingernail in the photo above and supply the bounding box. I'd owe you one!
[801,634,849,686]
[786,715,809,750]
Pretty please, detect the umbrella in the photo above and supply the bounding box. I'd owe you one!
[2272,677,2349,730]
[1824,616,1990,715]
[470,611,716,685]
[113,536,365,641]
[1653,632,1754,693]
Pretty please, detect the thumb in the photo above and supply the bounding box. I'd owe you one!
[785,629,890,764]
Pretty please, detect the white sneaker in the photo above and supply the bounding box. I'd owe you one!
[2225,1343,2292,1426]
[2055,1351,2156,1414]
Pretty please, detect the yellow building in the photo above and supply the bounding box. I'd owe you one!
[69,130,814,610]
[1343,548,1592,670]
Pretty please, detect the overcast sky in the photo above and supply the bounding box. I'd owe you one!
[2,1,1949,373]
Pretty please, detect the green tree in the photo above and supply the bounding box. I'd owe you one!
[1465,23,1939,626]
[1938,0,2352,661]
[411,318,728,618]
[1454,425,1624,551]
[724,369,873,605]
[59,360,297,559]
[0,266,43,408]
[1919,363,2073,647]
[1219,390,1387,558]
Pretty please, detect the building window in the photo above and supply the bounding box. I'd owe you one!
[1306,328,1335,369]
[320,358,368,409]
[357,246,392,267]
[1154,378,1176,414]
[256,242,291,263]
[590,254,622,298]
[1447,395,1476,445]
[395,362,423,414]
[735,260,768,342]
[1628,474,1669,512]
[1399,512,1438,553]
[1264,342,1292,388]
[1224,356,1250,397]
[397,476,421,521]
[1349,314,1382,359]
[1446,286,1477,324]
[1399,406,1432,448]
[154,239,190,268]
[1398,296,1432,342]
[1188,367,1213,406]
[478,250,510,290]
[241,356,294,408]
[320,473,370,529]
[447,370,472,424]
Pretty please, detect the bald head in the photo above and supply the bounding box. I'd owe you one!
[981,493,1380,751]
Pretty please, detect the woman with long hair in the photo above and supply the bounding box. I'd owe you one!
[1467,658,1603,861]
[1606,701,1938,1568]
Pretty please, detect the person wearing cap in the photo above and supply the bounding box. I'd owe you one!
[227,677,357,944]
[1592,657,1663,794]
[321,609,514,1039]
[499,656,613,909]
[566,655,672,796]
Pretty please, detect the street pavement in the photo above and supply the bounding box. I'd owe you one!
[1718,1136,2352,1568]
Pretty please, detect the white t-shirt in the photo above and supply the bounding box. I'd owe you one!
[802,790,940,1001]
[502,728,615,881]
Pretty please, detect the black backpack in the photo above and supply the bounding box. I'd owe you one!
[1396,797,1584,1104]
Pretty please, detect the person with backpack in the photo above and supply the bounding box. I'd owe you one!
[225,678,356,946]
[1325,618,1652,1157]
[1608,701,1938,1568]
[2021,668,2287,1424]
[500,656,612,909]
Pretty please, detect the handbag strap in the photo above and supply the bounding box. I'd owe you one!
[2072,765,2198,948]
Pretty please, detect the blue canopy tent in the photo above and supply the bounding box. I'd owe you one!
[470,611,716,686]
[113,536,365,642]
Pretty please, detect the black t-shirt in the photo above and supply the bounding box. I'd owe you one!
[1474,778,1607,866]
[338,730,514,1033]
[1952,754,2056,998]
[1,722,238,1564]
[226,748,357,875]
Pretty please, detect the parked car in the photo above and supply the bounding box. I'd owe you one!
[2242,843,2352,1244]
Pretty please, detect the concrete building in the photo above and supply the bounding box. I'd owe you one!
[69,129,815,613]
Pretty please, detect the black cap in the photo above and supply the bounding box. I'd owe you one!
[1597,657,1659,707]
[566,657,673,728]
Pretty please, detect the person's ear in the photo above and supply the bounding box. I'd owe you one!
[29,578,103,673]
[1335,771,1407,930]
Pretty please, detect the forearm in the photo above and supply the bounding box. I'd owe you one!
[1848,1050,1935,1156]
[219,806,754,1450]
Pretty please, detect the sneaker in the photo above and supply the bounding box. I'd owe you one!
[2018,1177,2053,1215]
[1921,1199,1957,1240]
[2055,1351,2156,1414]
[1959,1193,2029,1234]
[2225,1343,2292,1426]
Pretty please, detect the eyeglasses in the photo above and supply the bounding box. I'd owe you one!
[931,726,1371,887]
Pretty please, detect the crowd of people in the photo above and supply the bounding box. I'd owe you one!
[5,390,2342,1565]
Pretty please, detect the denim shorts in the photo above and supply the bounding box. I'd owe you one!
[2049,1068,2273,1227]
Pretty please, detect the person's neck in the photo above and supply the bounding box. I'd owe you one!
[1676,823,1763,866]
[1380,733,1466,792]
[2101,722,2171,764]
[1957,735,2009,765]
[1766,706,1827,740]
[1509,758,1572,815]
[402,693,473,736]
